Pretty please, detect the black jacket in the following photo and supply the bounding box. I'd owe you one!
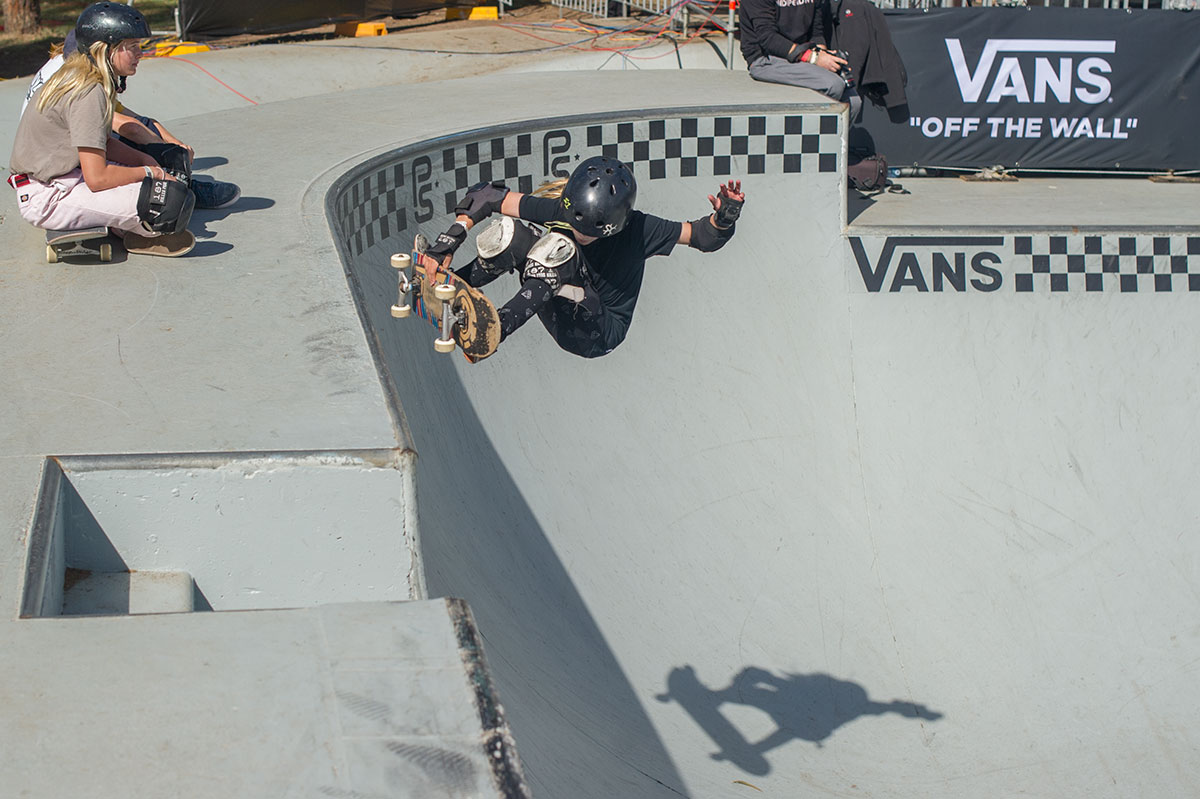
[829,0,908,109]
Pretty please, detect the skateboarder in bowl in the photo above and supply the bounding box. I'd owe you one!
[419,155,744,359]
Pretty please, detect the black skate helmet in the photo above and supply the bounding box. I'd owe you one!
[75,2,150,53]
[561,156,637,238]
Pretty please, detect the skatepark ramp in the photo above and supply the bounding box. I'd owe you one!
[331,100,1200,798]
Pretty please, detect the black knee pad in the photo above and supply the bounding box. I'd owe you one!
[138,177,195,234]
[140,142,192,181]
[475,216,538,276]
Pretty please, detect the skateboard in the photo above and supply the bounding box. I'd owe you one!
[389,234,501,363]
[46,226,112,263]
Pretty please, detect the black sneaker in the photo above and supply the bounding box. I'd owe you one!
[190,177,241,209]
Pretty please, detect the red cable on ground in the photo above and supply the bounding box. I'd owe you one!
[164,57,258,105]
[496,24,604,51]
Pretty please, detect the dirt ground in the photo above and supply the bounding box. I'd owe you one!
[0,2,580,78]
[0,2,606,79]
[199,1,584,49]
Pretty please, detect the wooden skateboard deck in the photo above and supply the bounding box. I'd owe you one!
[45,226,112,263]
[392,237,501,363]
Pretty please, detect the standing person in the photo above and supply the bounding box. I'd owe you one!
[419,156,744,359]
[8,2,196,256]
[737,0,862,120]
[21,28,240,210]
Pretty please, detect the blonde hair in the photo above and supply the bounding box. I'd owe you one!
[36,41,117,127]
[533,178,567,200]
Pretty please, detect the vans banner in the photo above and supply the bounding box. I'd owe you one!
[861,8,1200,171]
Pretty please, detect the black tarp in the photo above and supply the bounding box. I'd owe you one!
[179,0,446,38]
[858,8,1200,171]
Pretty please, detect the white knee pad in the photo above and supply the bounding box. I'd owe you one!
[476,216,515,260]
[476,216,537,276]
[522,232,580,292]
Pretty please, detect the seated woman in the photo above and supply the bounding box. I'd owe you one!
[8,2,195,257]
[22,29,241,211]
[420,156,745,359]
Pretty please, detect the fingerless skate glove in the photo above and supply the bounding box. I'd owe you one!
[455,181,510,224]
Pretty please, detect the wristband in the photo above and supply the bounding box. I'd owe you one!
[143,166,153,180]
[688,215,735,253]
[427,222,468,259]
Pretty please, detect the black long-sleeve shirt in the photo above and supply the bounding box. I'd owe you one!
[738,0,830,66]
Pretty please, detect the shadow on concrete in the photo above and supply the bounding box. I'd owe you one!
[657,665,942,776]
[192,195,276,228]
[192,156,230,170]
[190,196,276,244]
[189,240,235,257]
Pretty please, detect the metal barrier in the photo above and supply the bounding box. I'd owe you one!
[550,0,734,27]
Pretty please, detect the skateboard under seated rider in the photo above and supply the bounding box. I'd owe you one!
[419,155,745,359]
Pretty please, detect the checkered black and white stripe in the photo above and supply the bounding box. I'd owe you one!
[583,115,841,181]
[333,112,842,258]
[1014,235,1200,293]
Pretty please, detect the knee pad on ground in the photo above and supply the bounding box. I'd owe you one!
[476,216,538,276]
[522,231,580,292]
[137,177,195,234]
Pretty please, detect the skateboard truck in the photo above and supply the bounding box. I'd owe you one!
[433,283,457,353]
[389,253,413,318]
[391,250,461,354]
[46,226,112,264]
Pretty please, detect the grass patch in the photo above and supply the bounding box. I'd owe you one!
[1,0,177,78]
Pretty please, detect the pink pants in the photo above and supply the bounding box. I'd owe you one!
[11,168,147,233]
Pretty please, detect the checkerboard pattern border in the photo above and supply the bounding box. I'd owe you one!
[1013,234,1200,293]
[332,112,842,258]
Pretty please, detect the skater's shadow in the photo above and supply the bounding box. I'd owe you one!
[657,665,942,776]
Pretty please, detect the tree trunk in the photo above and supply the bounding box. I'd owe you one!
[3,0,42,35]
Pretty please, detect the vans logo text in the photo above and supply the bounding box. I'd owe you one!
[850,237,1005,293]
[945,39,1116,104]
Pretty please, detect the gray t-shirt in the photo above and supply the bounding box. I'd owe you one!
[10,82,110,182]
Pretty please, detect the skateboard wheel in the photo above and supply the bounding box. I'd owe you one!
[434,283,455,302]
[99,242,112,262]
[434,338,456,354]
[390,253,411,270]
[391,303,411,318]
[47,246,58,264]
